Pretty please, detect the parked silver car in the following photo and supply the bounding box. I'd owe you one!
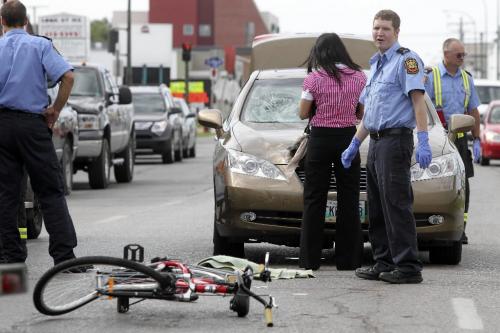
[174,97,197,158]
[132,85,184,163]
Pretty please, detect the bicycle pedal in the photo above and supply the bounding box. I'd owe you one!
[123,244,144,262]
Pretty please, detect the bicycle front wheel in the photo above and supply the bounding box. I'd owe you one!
[33,256,172,316]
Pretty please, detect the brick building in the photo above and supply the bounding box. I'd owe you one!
[149,0,270,48]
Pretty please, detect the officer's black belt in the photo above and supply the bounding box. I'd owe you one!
[369,127,413,140]
[0,107,44,118]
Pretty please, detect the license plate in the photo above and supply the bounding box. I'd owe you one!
[325,200,366,222]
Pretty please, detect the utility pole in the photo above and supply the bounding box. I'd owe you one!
[459,17,464,42]
[497,0,500,79]
[27,5,47,35]
[126,0,132,85]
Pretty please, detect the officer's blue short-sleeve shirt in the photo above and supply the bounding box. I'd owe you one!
[360,41,425,132]
[424,61,480,125]
[0,29,73,114]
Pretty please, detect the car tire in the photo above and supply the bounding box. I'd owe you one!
[189,143,196,158]
[161,137,175,164]
[182,137,189,158]
[174,131,183,162]
[61,140,73,195]
[24,179,43,240]
[89,139,111,189]
[480,156,490,166]
[213,223,245,258]
[429,241,462,265]
[114,133,135,183]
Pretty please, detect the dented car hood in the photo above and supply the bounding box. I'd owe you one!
[232,121,307,164]
[231,121,450,166]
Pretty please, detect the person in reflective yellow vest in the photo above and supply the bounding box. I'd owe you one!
[424,38,481,245]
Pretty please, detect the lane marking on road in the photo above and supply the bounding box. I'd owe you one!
[94,215,128,225]
[452,298,484,330]
[292,293,308,296]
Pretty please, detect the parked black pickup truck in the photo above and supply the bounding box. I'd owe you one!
[69,63,135,189]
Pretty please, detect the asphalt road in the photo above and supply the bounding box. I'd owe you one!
[1,136,500,332]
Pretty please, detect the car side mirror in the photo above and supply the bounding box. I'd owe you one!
[168,107,182,116]
[118,86,132,105]
[198,109,223,129]
[449,114,475,133]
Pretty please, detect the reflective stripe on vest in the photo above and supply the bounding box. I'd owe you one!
[432,66,470,112]
[19,227,27,240]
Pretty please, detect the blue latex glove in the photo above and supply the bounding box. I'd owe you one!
[416,131,432,169]
[473,138,481,163]
[341,137,361,168]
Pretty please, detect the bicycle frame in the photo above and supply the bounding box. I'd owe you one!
[34,244,276,327]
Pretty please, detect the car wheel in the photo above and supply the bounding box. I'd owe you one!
[24,179,43,240]
[213,223,245,258]
[161,137,175,164]
[174,131,183,162]
[189,143,196,158]
[114,133,135,183]
[480,156,490,166]
[429,241,462,265]
[88,139,111,189]
[182,137,189,158]
[61,140,73,195]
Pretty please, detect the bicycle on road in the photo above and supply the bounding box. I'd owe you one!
[33,244,276,326]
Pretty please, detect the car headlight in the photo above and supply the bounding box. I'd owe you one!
[485,130,500,142]
[151,120,168,135]
[227,149,286,181]
[78,114,99,130]
[411,153,458,181]
[135,121,152,130]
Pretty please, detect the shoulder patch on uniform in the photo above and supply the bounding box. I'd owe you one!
[397,47,410,54]
[404,58,419,74]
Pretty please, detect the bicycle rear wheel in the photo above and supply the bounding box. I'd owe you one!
[33,256,173,316]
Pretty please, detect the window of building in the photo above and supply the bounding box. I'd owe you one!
[199,24,211,37]
[183,24,194,36]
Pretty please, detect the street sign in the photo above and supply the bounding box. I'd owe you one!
[204,56,224,68]
[38,13,89,62]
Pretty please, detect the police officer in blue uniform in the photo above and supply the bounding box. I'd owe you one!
[424,38,481,245]
[341,9,432,284]
[0,0,78,265]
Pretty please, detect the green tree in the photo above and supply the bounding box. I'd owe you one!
[91,18,110,45]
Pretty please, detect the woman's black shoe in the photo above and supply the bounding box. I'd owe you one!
[355,266,391,280]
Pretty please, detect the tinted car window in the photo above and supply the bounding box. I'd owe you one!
[241,78,306,123]
[72,68,102,97]
[489,106,500,124]
[133,93,166,113]
[476,85,500,104]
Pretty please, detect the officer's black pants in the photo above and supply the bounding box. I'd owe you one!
[299,127,363,270]
[454,135,473,214]
[0,110,77,264]
[366,133,422,273]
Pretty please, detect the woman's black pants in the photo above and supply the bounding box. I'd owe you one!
[299,126,363,270]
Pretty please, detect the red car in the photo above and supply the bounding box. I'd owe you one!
[480,101,500,165]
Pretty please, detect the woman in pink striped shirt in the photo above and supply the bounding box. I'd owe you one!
[298,33,367,271]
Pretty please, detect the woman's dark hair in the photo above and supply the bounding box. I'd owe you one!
[1,0,27,27]
[303,33,361,82]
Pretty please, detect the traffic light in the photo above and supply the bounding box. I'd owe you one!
[108,29,119,53]
[182,42,192,62]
